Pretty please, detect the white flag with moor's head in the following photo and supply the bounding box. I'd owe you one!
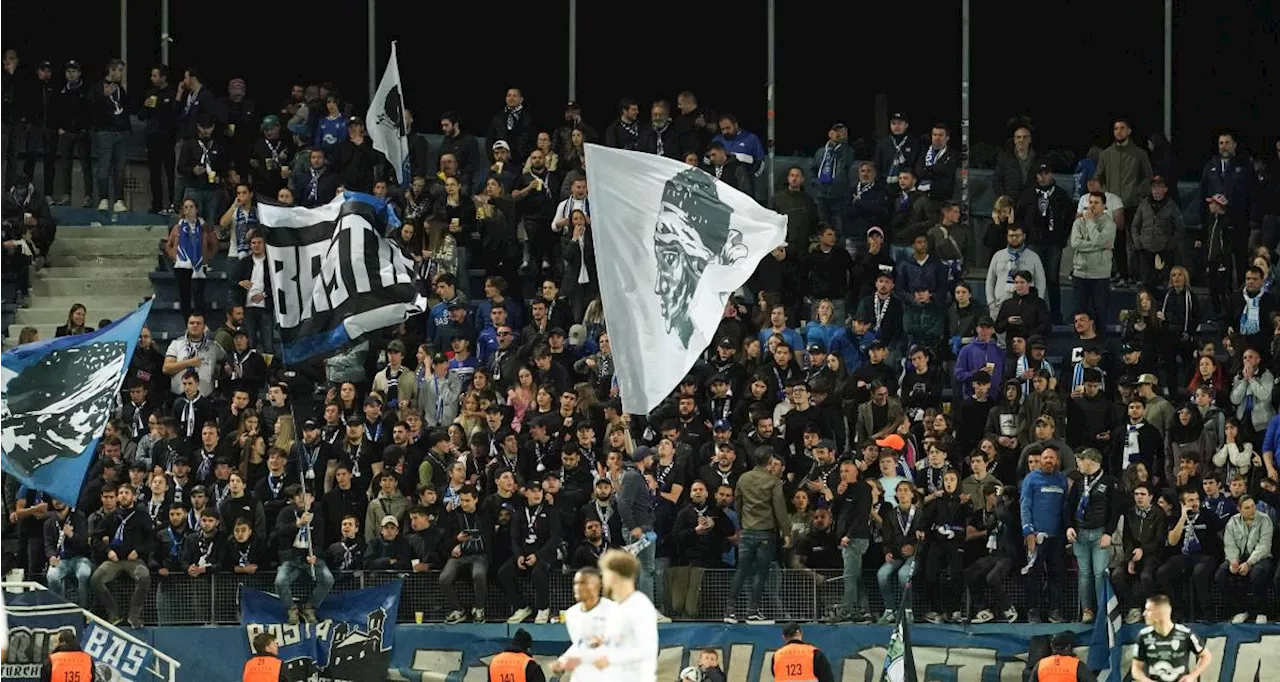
[585,144,786,415]
[366,42,408,184]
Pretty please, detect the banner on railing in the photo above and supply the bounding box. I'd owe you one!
[239,580,402,682]
[1,589,166,682]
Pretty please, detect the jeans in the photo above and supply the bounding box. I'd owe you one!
[623,526,657,603]
[55,131,92,200]
[439,554,488,611]
[93,130,128,206]
[876,556,915,611]
[1072,276,1109,327]
[90,559,151,621]
[1214,557,1275,615]
[1072,528,1113,613]
[184,186,221,227]
[840,538,869,615]
[726,529,776,614]
[243,305,274,354]
[275,558,334,609]
[1029,244,1063,322]
[46,556,94,608]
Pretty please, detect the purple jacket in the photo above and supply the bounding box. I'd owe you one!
[954,339,1004,398]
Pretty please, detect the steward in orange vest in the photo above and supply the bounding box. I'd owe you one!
[489,628,545,682]
[41,632,97,682]
[1029,631,1097,682]
[242,632,288,682]
[771,623,833,682]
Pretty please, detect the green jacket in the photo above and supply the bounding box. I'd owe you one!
[1096,141,1152,208]
[734,466,791,540]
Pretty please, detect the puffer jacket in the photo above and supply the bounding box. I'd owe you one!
[1096,141,1153,208]
[1223,512,1273,566]
[1131,196,1184,252]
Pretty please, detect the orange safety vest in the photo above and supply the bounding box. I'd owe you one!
[489,651,532,682]
[773,642,818,682]
[1035,654,1080,682]
[242,654,283,682]
[48,650,94,682]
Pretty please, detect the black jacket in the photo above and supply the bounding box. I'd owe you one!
[173,85,221,139]
[290,164,341,208]
[486,107,536,164]
[104,505,154,561]
[137,84,177,137]
[23,77,57,129]
[671,502,732,568]
[709,160,753,196]
[802,245,854,301]
[1065,471,1122,533]
[272,502,326,563]
[441,507,493,558]
[637,123,683,158]
[43,510,91,560]
[848,182,891,239]
[339,137,380,193]
[232,255,274,309]
[181,531,226,572]
[872,133,921,180]
[85,81,130,132]
[915,145,957,200]
[51,81,91,132]
[249,135,295,196]
[177,136,229,188]
[510,501,560,564]
[603,119,641,151]
[1017,182,1075,249]
[437,131,480,178]
[830,479,872,541]
[364,534,412,569]
[992,148,1038,201]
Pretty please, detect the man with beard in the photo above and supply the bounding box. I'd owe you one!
[604,98,641,151]
[90,485,153,627]
[668,480,731,619]
[638,100,681,158]
[513,149,560,276]
[581,478,623,549]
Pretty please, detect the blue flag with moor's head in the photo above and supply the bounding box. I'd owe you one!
[1,300,153,504]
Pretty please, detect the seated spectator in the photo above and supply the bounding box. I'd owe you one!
[364,514,411,570]
[89,485,152,628]
[43,500,93,609]
[271,485,333,625]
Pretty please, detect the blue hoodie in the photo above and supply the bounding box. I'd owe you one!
[1019,469,1068,537]
[713,130,767,173]
[953,338,1003,398]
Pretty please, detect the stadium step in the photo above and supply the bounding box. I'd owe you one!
[31,276,153,299]
[48,235,163,259]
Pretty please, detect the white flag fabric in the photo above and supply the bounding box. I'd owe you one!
[366,43,409,184]
[585,144,786,415]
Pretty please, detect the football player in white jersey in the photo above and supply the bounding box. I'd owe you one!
[571,549,659,681]
[551,567,616,681]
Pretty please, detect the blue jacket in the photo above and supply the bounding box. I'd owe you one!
[758,327,804,352]
[425,297,466,344]
[474,298,524,333]
[842,330,877,371]
[1020,469,1069,537]
[954,339,1003,398]
[805,323,848,357]
[1073,158,1096,201]
[314,115,348,160]
[1263,414,1280,468]
[895,256,950,305]
[476,327,500,366]
[713,130,766,174]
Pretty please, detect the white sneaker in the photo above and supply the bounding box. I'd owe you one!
[1003,606,1019,623]
[97,199,109,211]
[1124,608,1143,625]
[1230,612,1249,624]
[971,609,995,624]
[507,606,533,623]
[534,609,551,624]
[656,612,673,623]
[1019,551,1038,576]
[112,200,127,213]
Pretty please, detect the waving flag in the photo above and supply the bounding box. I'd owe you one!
[584,144,786,414]
[258,192,426,364]
[883,560,919,682]
[1,301,153,504]
[366,42,409,184]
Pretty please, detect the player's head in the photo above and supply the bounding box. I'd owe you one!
[573,567,602,604]
[1144,594,1173,626]
[598,549,640,597]
[253,631,278,655]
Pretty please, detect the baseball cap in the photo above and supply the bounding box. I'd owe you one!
[386,340,406,354]
[717,337,735,349]
[380,515,399,527]
[816,439,837,451]
[889,112,908,122]
[364,394,383,406]
[492,140,511,151]
[807,341,826,354]
[345,415,364,426]
[976,316,996,328]
[37,60,51,69]
[781,622,803,637]
[1078,448,1104,463]
[171,453,191,466]
[190,485,208,496]
[630,445,655,463]
[525,479,543,491]
[831,122,847,131]
[565,101,581,110]
[875,434,905,450]
[302,419,320,431]
[867,226,885,239]
[65,60,82,70]
[1036,163,1053,174]
[548,327,566,337]
[261,114,281,129]
[713,418,732,432]
[1151,174,1167,187]
[1137,373,1159,385]
[432,352,449,365]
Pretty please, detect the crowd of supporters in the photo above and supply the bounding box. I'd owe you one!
[4,52,1280,629]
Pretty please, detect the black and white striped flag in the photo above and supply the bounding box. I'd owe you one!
[258,192,427,364]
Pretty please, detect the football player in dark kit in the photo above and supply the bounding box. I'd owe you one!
[1132,595,1212,682]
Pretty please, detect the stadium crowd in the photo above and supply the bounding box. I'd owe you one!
[4,53,1280,630]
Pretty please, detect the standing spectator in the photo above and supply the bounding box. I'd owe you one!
[965,484,1020,623]
[440,486,491,624]
[2,175,54,308]
[487,88,535,165]
[876,481,922,623]
[986,224,1047,316]
[1,49,17,186]
[138,65,177,214]
[914,123,956,201]
[616,446,661,614]
[1065,449,1121,623]
[638,100,681,159]
[872,112,920,185]
[222,78,256,174]
[21,60,57,199]
[603,98,641,151]
[1018,165,1073,321]
[85,59,130,213]
[954,317,1003,399]
[1214,495,1274,623]
[1070,192,1117,325]
[992,124,1038,203]
[847,163,890,258]
[707,142,753,196]
[713,114,766,177]
[825,459,872,623]
[249,115,293,200]
[291,148,339,209]
[177,116,228,226]
[1096,118,1152,285]
[1229,347,1275,443]
[1019,447,1068,623]
[1200,131,1257,276]
[810,123,855,235]
[725,447,791,623]
[552,101,597,162]
[1227,267,1278,359]
[772,166,819,255]
[52,60,92,207]
[165,199,218,322]
[1131,175,1184,292]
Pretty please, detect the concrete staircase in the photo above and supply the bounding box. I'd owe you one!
[9,225,163,343]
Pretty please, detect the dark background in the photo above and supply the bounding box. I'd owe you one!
[6,0,1277,178]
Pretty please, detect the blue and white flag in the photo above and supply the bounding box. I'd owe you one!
[258,192,427,364]
[366,42,409,185]
[241,581,401,682]
[1,300,153,504]
[1088,577,1124,681]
